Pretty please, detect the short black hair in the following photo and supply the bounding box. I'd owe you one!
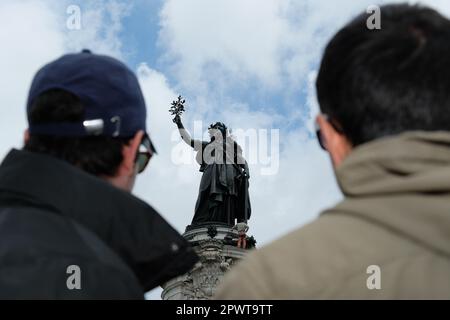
[25,89,130,176]
[316,4,450,146]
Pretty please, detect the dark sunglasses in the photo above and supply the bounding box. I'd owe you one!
[135,134,156,174]
[315,114,344,151]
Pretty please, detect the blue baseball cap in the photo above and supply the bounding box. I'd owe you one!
[27,49,156,153]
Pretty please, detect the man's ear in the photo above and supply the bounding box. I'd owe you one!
[118,130,145,176]
[24,129,30,145]
[316,115,352,168]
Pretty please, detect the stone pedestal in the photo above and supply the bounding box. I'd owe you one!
[161,223,256,300]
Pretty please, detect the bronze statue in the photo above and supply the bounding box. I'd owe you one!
[170,96,251,226]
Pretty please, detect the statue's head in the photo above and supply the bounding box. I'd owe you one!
[208,122,228,140]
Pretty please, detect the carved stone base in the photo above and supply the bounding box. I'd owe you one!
[161,224,255,300]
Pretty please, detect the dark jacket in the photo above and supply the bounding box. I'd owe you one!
[0,149,198,299]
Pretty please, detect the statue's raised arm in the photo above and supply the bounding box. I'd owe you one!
[171,96,203,151]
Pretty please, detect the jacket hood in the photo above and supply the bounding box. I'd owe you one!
[337,131,450,196]
[0,149,198,292]
[330,131,450,257]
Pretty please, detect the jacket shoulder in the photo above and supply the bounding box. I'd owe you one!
[216,213,423,299]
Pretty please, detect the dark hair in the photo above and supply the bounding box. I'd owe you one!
[25,89,130,176]
[209,122,228,137]
[316,4,450,146]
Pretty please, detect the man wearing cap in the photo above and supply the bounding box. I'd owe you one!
[0,50,198,299]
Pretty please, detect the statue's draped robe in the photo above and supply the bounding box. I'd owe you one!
[184,137,251,226]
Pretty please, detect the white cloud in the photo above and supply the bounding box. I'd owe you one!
[158,0,450,96]
[0,0,65,158]
[159,0,291,90]
[65,1,132,59]
[158,0,380,95]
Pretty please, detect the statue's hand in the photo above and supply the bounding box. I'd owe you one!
[173,115,182,124]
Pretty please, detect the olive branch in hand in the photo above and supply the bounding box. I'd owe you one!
[169,96,186,121]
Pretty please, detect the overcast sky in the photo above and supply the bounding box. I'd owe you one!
[1,0,450,299]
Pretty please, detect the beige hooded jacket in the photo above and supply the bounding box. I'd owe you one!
[216,132,450,299]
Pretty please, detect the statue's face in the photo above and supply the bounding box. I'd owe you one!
[208,127,223,140]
